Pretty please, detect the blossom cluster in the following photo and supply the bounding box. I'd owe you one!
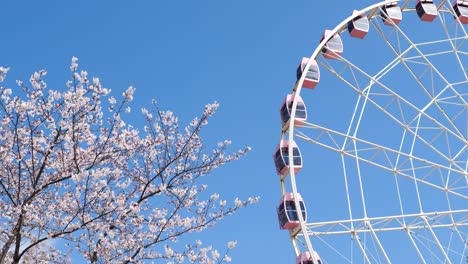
[0,58,257,263]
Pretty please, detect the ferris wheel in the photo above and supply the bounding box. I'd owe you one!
[274,0,468,263]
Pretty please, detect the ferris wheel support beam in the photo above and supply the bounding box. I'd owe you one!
[445,188,468,245]
[421,216,453,263]
[369,18,468,142]
[352,232,372,264]
[405,229,428,264]
[438,12,468,82]
[298,72,468,179]
[401,0,411,10]
[298,209,468,236]
[294,129,467,200]
[352,138,370,218]
[340,146,356,229]
[333,43,411,225]
[301,220,468,236]
[437,0,449,10]
[317,55,468,175]
[334,47,403,229]
[319,45,468,158]
[318,51,468,155]
[395,129,409,222]
[366,221,392,263]
[371,11,468,141]
[344,62,376,222]
[409,115,425,213]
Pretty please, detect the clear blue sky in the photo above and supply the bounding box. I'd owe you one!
[2,1,466,263]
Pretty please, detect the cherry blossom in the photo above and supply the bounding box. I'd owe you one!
[0,57,257,263]
[0,67,9,82]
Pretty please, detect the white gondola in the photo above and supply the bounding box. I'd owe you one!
[296,57,320,89]
[320,30,343,59]
[280,94,307,127]
[348,10,369,39]
[273,140,302,177]
[277,192,306,230]
[454,1,468,24]
[416,0,438,22]
[381,2,402,25]
[296,251,323,264]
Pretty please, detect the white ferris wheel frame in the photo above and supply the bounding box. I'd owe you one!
[282,0,468,263]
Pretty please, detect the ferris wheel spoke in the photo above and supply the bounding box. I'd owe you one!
[358,233,385,264]
[313,235,353,263]
[410,232,448,263]
[422,216,453,263]
[340,147,357,229]
[409,115,425,212]
[350,138,370,218]
[365,222,392,263]
[300,210,468,262]
[298,119,468,187]
[395,122,410,221]
[295,125,468,199]
[317,53,468,174]
[370,12,468,141]
[437,0,450,10]
[444,190,468,246]
[406,229,429,264]
[301,209,468,236]
[351,232,373,264]
[409,224,466,263]
[437,7,468,82]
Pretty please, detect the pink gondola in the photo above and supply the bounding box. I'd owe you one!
[273,140,302,177]
[296,57,320,89]
[348,10,369,39]
[416,0,438,22]
[296,251,323,264]
[454,1,468,24]
[277,192,307,230]
[381,2,402,25]
[320,30,343,59]
[280,94,307,127]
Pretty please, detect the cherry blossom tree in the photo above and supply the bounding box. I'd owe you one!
[0,58,257,263]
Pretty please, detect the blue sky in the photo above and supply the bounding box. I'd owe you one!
[1,1,357,263]
[2,1,467,263]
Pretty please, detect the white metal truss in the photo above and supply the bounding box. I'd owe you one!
[281,0,468,263]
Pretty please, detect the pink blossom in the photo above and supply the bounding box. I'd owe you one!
[0,58,253,264]
[0,66,10,82]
